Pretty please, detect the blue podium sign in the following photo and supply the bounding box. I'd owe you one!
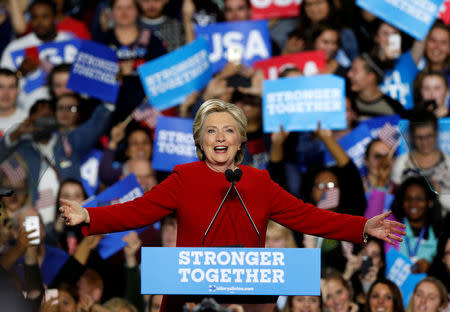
[141,247,320,295]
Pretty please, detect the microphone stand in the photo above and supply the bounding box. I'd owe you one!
[202,172,261,248]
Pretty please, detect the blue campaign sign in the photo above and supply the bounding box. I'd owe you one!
[67,40,119,103]
[356,0,444,40]
[386,248,426,307]
[324,123,373,174]
[80,149,103,197]
[138,38,212,111]
[380,52,419,110]
[361,115,401,138]
[262,75,346,132]
[10,39,80,93]
[141,247,321,295]
[152,116,198,172]
[83,174,147,259]
[195,20,271,73]
[396,117,450,156]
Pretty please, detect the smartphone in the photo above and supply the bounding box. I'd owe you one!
[226,45,243,64]
[361,256,373,277]
[24,46,40,65]
[44,289,59,304]
[423,99,437,111]
[23,215,40,245]
[388,33,401,58]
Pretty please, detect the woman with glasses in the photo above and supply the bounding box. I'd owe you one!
[300,122,366,271]
[391,110,450,216]
[390,176,443,273]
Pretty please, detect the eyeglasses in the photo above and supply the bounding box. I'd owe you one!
[56,105,78,113]
[314,181,336,190]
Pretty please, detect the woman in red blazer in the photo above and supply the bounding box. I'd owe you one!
[60,99,405,310]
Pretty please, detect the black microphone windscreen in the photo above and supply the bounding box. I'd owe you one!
[225,169,235,182]
[234,169,242,182]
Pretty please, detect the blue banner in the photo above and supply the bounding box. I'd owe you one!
[325,116,401,173]
[396,117,450,155]
[67,40,119,103]
[137,38,212,110]
[195,20,271,73]
[80,149,103,197]
[325,123,373,174]
[10,39,80,93]
[141,247,321,295]
[152,116,198,172]
[385,248,426,307]
[356,0,444,40]
[262,75,346,132]
[83,174,147,259]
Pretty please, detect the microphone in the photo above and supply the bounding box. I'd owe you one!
[202,168,261,247]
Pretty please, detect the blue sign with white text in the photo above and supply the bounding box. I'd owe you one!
[152,116,198,172]
[80,149,103,197]
[262,75,346,132]
[141,247,321,295]
[83,174,146,259]
[138,38,212,110]
[386,248,426,307]
[67,40,119,103]
[10,39,80,93]
[195,20,271,73]
[356,0,444,40]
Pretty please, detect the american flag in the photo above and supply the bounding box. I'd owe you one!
[378,122,400,149]
[0,157,27,186]
[35,188,56,211]
[131,99,160,129]
[317,188,340,209]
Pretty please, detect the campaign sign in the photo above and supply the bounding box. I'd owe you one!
[67,40,119,103]
[250,0,302,19]
[324,123,373,174]
[195,20,271,73]
[396,118,450,156]
[356,0,444,40]
[80,149,103,197]
[262,74,346,132]
[440,0,450,25]
[360,115,401,139]
[137,38,212,111]
[83,174,146,259]
[253,51,326,79]
[141,247,320,295]
[386,248,427,307]
[10,39,80,93]
[152,116,198,172]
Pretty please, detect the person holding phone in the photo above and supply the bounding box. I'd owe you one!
[414,71,450,119]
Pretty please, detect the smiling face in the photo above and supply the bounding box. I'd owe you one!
[201,112,241,172]
[413,281,443,312]
[314,29,339,61]
[412,124,437,155]
[324,278,350,312]
[369,283,394,312]
[292,296,321,312]
[126,130,152,160]
[403,184,429,223]
[425,27,450,68]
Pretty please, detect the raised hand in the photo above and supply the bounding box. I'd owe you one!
[363,211,406,245]
[59,198,90,226]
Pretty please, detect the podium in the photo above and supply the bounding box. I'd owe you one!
[141,247,321,304]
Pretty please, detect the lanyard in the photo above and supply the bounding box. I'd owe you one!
[405,226,426,259]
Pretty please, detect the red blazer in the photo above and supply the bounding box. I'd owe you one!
[83,161,367,246]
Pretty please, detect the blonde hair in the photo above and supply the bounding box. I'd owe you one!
[266,220,298,248]
[406,277,448,312]
[193,99,247,164]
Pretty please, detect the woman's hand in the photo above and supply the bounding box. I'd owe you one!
[363,211,406,245]
[59,199,90,226]
[411,258,430,273]
[108,122,126,150]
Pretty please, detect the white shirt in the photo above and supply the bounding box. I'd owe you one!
[0,107,27,135]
